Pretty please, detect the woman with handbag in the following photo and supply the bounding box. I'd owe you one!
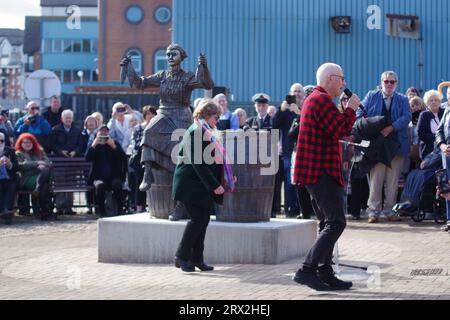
[172,99,235,272]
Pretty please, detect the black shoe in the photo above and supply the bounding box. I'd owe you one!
[393,201,418,217]
[318,266,352,290]
[293,269,331,291]
[175,258,195,272]
[192,262,214,271]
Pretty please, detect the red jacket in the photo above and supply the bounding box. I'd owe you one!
[293,86,356,187]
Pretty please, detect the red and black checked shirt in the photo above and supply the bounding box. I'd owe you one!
[293,86,356,187]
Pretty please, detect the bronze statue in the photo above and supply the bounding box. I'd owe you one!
[120,44,214,191]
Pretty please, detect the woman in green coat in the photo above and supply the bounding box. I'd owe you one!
[15,133,54,221]
[173,99,234,272]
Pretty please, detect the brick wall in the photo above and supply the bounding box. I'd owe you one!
[99,0,172,82]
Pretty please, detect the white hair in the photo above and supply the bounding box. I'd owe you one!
[290,83,304,94]
[380,71,398,83]
[112,102,124,113]
[61,109,74,119]
[423,90,443,106]
[26,101,38,110]
[316,63,342,86]
[213,94,227,103]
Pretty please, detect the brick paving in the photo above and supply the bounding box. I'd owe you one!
[0,215,449,300]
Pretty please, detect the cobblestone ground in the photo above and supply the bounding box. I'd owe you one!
[0,214,449,300]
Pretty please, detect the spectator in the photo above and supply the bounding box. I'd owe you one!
[273,83,305,218]
[0,108,14,141]
[42,95,66,128]
[232,108,247,129]
[338,94,369,220]
[0,131,18,225]
[288,84,315,219]
[214,94,239,130]
[244,93,273,130]
[14,101,52,152]
[409,97,426,167]
[85,125,128,217]
[51,110,84,158]
[268,105,277,118]
[406,87,421,100]
[91,112,104,127]
[15,133,55,221]
[108,102,142,153]
[441,88,450,109]
[435,97,450,232]
[417,90,444,160]
[357,71,412,223]
[128,106,157,213]
[81,115,99,154]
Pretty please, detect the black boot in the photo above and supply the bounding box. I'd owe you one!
[318,265,352,290]
[192,262,214,271]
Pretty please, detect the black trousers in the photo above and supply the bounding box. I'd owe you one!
[297,185,314,219]
[349,175,369,217]
[303,174,347,270]
[93,179,123,216]
[0,179,16,212]
[176,202,211,263]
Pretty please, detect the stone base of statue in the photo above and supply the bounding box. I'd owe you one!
[98,214,317,265]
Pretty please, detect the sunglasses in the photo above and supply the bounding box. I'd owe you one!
[31,107,40,111]
[383,80,397,85]
[331,74,345,81]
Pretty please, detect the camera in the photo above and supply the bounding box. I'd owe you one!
[98,135,109,145]
[436,169,450,194]
[116,107,126,113]
[0,109,9,118]
[27,115,38,125]
[286,95,296,105]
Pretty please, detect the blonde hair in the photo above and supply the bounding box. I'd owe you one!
[193,99,222,120]
[84,115,99,129]
[91,112,104,126]
[409,96,426,111]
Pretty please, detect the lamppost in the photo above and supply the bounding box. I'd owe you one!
[77,70,84,86]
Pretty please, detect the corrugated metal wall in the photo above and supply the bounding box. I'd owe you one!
[173,0,450,104]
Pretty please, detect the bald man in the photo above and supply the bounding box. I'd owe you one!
[292,63,361,291]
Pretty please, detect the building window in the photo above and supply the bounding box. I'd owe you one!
[83,40,92,53]
[44,39,52,53]
[154,49,167,72]
[54,39,62,53]
[73,40,82,53]
[63,40,72,53]
[92,39,98,53]
[154,6,171,24]
[125,49,143,74]
[125,5,145,25]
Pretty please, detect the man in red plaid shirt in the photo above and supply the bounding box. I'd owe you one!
[292,63,361,291]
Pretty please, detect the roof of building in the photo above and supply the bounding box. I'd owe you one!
[0,29,24,46]
[23,17,42,54]
[40,0,98,7]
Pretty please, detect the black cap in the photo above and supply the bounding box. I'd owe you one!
[252,93,271,104]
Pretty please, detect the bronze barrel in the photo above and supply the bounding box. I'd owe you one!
[216,130,276,223]
[147,168,175,220]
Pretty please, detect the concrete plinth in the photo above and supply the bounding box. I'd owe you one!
[98,214,317,265]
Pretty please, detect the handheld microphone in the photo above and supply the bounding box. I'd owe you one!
[344,88,365,112]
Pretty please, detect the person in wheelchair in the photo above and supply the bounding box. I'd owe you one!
[394,148,441,216]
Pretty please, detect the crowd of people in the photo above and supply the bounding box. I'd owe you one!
[1,71,450,235]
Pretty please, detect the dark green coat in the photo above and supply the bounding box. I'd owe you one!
[172,123,223,208]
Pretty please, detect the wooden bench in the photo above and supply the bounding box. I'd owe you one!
[17,157,94,214]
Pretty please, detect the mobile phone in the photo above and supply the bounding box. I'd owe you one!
[286,95,296,105]
[98,135,109,144]
[436,169,450,193]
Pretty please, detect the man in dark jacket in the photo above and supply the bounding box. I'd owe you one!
[85,125,128,217]
[244,93,273,131]
[50,110,84,158]
[42,95,66,128]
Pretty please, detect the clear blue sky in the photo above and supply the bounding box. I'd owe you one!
[0,0,40,30]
